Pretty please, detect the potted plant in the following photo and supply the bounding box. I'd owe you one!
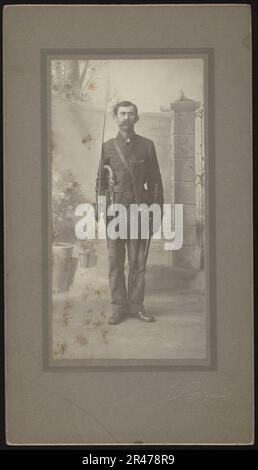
[52,168,86,292]
[78,240,97,268]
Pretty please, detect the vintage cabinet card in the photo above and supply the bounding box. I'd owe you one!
[4,5,253,444]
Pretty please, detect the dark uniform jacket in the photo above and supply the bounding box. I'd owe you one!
[96,131,164,210]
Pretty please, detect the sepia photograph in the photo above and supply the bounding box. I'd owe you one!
[48,54,210,365]
[4,4,253,445]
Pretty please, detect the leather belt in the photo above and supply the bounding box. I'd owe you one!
[112,187,134,195]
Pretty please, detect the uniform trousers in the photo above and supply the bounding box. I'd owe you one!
[107,218,147,317]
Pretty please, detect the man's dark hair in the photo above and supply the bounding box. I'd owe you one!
[112,101,139,119]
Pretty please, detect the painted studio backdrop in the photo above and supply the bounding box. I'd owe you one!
[50,58,206,361]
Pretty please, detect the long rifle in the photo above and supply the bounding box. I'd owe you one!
[96,74,110,220]
[97,73,111,208]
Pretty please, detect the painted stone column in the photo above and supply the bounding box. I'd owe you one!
[162,91,201,268]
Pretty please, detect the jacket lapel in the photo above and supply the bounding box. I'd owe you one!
[115,132,137,160]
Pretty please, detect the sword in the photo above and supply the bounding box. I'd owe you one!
[144,183,159,263]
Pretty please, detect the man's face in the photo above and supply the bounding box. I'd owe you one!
[115,105,138,132]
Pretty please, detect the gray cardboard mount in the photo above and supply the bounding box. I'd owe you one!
[4,5,253,445]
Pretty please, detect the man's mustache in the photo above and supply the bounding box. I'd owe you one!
[120,121,131,126]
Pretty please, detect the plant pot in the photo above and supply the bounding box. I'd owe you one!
[79,248,97,268]
[52,242,74,258]
[52,243,77,292]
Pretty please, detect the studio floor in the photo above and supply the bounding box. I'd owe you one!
[52,256,206,361]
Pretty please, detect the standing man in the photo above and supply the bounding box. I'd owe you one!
[96,101,164,325]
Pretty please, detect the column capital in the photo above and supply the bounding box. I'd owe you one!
[161,90,201,112]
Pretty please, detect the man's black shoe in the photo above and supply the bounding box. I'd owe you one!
[136,311,155,322]
[108,313,125,325]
